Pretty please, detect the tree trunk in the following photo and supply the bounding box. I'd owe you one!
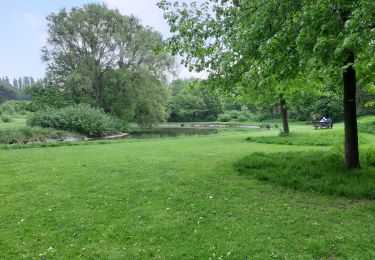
[343,52,360,169]
[279,95,289,134]
[94,75,101,107]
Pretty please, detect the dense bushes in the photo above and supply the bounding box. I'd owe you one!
[27,104,124,136]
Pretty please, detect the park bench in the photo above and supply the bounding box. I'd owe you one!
[313,120,333,129]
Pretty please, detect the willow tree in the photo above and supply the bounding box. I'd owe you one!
[159,0,374,168]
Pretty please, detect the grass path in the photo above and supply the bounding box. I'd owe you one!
[1,126,375,258]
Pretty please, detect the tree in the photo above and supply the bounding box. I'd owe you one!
[168,79,223,122]
[43,3,174,108]
[18,78,22,89]
[13,79,18,89]
[159,0,374,168]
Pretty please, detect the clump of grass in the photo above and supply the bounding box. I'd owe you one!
[235,149,375,199]
[0,127,80,144]
[1,114,13,122]
[246,131,367,146]
[359,120,375,135]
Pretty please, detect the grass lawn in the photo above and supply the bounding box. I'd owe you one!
[0,117,27,129]
[1,118,375,258]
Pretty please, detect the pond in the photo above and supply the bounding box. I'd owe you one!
[128,127,218,139]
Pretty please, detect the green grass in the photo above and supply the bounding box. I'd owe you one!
[0,118,375,258]
[359,117,375,135]
[236,149,375,199]
[0,117,27,129]
[246,130,369,146]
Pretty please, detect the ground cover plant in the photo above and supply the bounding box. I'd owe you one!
[1,119,375,258]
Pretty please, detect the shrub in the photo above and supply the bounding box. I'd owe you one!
[0,100,31,115]
[1,114,13,122]
[237,115,248,122]
[218,113,232,122]
[27,104,124,137]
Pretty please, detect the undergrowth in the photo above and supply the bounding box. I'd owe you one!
[0,127,80,144]
[235,148,375,199]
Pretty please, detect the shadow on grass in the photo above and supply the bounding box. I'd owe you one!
[235,148,375,200]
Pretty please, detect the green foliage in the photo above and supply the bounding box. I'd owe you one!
[43,3,173,125]
[26,84,74,111]
[0,127,71,144]
[0,100,31,115]
[217,113,231,122]
[168,79,223,122]
[1,114,13,123]
[27,104,123,137]
[102,69,169,126]
[236,149,375,199]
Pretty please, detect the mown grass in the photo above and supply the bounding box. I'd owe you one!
[1,118,375,258]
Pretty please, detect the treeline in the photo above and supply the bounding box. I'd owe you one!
[0,77,32,103]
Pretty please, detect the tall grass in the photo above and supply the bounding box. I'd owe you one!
[236,148,375,199]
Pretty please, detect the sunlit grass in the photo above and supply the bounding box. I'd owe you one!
[0,116,374,258]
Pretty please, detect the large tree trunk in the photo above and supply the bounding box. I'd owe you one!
[279,95,289,134]
[343,52,360,169]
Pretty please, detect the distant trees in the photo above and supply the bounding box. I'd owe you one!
[41,3,174,125]
[168,79,223,122]
[0,77,32,103]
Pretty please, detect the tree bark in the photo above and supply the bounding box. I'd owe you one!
[343,52,360,169]
[279,95,289,134]
[94,75,101,107]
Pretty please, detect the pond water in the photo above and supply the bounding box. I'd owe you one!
[128,127,218,139]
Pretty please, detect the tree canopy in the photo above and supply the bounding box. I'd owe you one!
[159,0,375,168]
[42,3,175,125]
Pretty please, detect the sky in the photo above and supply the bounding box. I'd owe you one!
[0,0,201,81]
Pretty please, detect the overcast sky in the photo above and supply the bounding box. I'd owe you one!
[0,0,201,81]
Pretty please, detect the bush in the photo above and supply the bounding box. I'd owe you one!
[0,100,31,115]
[27,104,124,137]
[1,114,13,122]
[218,114,232,122]
[237,114,248,122]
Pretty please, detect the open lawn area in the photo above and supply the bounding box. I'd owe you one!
[1,119,375,258]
